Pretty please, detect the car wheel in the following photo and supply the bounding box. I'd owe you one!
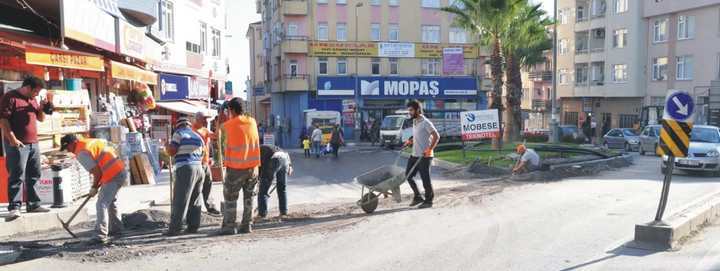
[603,142,609,149]
[639,144,645,155]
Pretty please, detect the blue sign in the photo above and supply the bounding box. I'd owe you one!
[225,81,233,95]
[317,76,478,99]
[317,76,356,98]
[159,73,190,100]
[254,87,265,96]
[665,91,695,121]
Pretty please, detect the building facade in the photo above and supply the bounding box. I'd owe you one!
[247,21,272,126]
[254,0,489,147]
[520,51,553,131]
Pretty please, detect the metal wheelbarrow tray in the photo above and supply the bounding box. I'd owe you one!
[354,151,420,214]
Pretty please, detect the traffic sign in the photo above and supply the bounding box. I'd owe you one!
[657,90,695,158]
[664,91,695,122]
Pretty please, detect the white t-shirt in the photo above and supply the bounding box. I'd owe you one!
[521,149,540,166]
[311,128,323,142]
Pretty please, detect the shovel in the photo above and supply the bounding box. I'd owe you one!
[57,194,93,238]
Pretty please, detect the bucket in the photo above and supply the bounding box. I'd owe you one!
[64,78,83,90]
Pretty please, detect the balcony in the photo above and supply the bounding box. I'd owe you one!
[283,74,309,91]
[529,71,553,82]
[283,0,307,15]
[281,36,308,54]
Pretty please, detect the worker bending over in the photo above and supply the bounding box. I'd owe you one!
[512,144,541,174]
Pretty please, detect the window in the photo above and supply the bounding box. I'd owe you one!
[211,28,221,57]
[289,60,298,77]
[619,114,638,128]
[186,41,201,54]
[371,58,381,75]
[613,29,627,48]
[652,57,668,81]
[577,6,585,21]
[422,25,440,43]
[317,23,329,40]
[653,18,668,43]
[371,23,381,41]
[559,39,568,55]
[614,0,627,13]
[160,0,175,41]
[389,0,399,6]
[288,23,299,36]
[612,64,627,82]
[559,69,569,85]
[370,0,380,6]
[318,57,328,75]
[558,9,568,24]
[389,24,399,41]
[317,0,327,3]
[450,0,465,9]
[676,55,694,80]
[564,112,579,126]
[449,27,467,44]
[336,23,347,41]
[337,58,347,75]
[717,53,720,79]
[336,0,346,4]
[200,22,207,54]
[422,0,440,8]
[677,15,695,40]
[389,58,399,75]
[421,59,440,75]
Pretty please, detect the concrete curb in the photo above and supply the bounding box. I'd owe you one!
[0,206,90,238]
[548,153,634,170]
[633,191,720,250]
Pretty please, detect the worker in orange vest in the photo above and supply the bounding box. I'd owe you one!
[60,134,127,244]
[220,97,261,235]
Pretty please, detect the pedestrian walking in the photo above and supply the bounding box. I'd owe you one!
[311,124,323,158]
[302,136,311,158]
[402,100,439,209]
[165,118,205,236]
[582,116,592,144]
[329,124,344,158]
[371,119,380,146]
[0,76,53,221]
[220,98,261,234]
[60,135,127,244]
[257,145,293,219]
[193,111,221,216]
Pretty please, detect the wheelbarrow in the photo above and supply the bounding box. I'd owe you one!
[354,149,421,214]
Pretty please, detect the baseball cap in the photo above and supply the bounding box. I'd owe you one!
[60,134,78,151]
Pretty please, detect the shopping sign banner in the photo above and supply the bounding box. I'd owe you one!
[309,41,480,59]
[359,76,478,99]
[62,0,116,52]
[415,44,479,59]
[317,76,356,97]
[378,43,415,58]
[159,73,190,100]
[657,90,695,157]
[308,41,378,57]
[25,44,104,72]
[118,20,145,60]
[443,48,465,75]
[461,109,500,140]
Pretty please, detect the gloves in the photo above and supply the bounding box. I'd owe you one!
[88,188,98,197]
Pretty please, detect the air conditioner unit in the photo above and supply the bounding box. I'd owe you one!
[594,29,605,39]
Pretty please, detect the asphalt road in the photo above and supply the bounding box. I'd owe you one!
[7,153,720,271]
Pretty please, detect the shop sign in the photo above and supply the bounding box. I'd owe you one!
[110,61,156,85]
[159,73,190,100]
[118,20,145,60]
[415,44,479,59]
[359,76,478,99]
[443,48,465,75]
[25,44,104,72]
[62,0,116,52]
[461,109,500,141]
[317,76,356,97]
[378,43,415,58]
[309,41,378,57]
[310,41,480,59]
[190,77,210,99]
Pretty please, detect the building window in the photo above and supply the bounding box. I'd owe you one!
[389,58,399,75]
[389,24,399,41]
[653,18,668,43]
[289,60,298,77]
[652,57,668,81]
[612,64,627,82]
[613,29,627,48]
[389,0,399,6]
[421,59,440,75]
[211,28,221,57]
[200,22,207,54]
[288,23,299,37]
[422,25,440,43]
[619,114,638,128]
[559,69,569,85]
[337,58,347,75]
[336,23,347,41]
[677,15,695,40]
[559,39,568,55]
[318,57,328,75]
[186,41,201,54]
[370,0,380,6]
[564,112,579,126]
[336,0,346,4]
[371,23,381,41]
[614,0,627,13]
[449,27,467,44]
[317,22,328,40]
[160,0,175,41]
[558,9,568,24]
[371,58,381,75]
[676,55,694,80]
[421,0,440,8]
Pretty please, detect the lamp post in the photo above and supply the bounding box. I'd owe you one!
[354,2,363,141]
[549,0,560,143]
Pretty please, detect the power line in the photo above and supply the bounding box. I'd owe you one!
[15,0,60,30]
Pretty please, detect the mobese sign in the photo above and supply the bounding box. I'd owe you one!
[461,109,500,140]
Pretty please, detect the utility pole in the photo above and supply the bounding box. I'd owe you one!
[354,2,363,141]
[549,0,560,143]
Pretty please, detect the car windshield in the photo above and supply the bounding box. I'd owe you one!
[381,117,404,130]
[622,129,638,136]
[690,128,720,143]
[652,126,660,136]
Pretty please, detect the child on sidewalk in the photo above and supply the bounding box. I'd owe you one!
[302,136,311,158]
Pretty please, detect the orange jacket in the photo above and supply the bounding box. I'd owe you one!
[222,115,260,170]
[73,138,126,186]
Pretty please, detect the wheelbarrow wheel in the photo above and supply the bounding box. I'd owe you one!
[360,193,379,214]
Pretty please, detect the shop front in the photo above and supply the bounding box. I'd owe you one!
[153,73,216,142]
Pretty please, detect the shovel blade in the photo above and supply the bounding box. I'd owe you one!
[57,214,78,238]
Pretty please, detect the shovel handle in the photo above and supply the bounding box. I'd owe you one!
[66,194,93,223]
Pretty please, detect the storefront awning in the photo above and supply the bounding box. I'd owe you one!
[24,43,105,72]
[155,100,217,117]
[111,61,157,85]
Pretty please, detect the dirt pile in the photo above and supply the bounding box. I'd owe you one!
[122,209,223,231]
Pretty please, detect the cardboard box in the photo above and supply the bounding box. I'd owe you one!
[130,153,155,185]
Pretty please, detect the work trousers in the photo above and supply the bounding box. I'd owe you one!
[257,158,288,217]
[96,172,125,238]
[169,164,204,232]
[406,156,434,203]
[222,168,257,230]
[3,141,42,211]
[201,164,214,210]
[312,141,322,157]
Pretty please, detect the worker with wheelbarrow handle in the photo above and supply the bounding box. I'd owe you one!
[402,100,440,209]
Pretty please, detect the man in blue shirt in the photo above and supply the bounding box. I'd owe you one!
[165,118,205,236]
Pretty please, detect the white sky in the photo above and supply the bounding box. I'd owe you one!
[226,0,554,99]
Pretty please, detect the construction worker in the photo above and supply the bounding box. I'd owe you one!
[220,97,261,234]
[257,144,293,219]
[512,144,541,174]
[60,134,127,244]
[165,118,205,236]
[193,111,221,216]
[402,100,439,209]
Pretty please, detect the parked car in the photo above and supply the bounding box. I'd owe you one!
[661,125,720,176]
[558,125,586,143]
[639,124,661,155]
[603,128,640,152]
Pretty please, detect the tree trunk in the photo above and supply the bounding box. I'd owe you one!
[490,38,504,150]
[503,53,523,143]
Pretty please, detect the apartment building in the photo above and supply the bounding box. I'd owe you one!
[521,51,553,131]
[644,0,720,125]
[556,0,646,130]
[247,22,272,125]
[254,0,489,147]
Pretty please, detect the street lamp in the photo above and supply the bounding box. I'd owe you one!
[354,2,363,141]
[549,0,560,143]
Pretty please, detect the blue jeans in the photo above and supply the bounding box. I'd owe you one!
[313,141,322,156]
[257,158,288,216]
[3,141,42,211]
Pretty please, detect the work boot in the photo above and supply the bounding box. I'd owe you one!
[238,224,252,234]
[206,207,221,216]
[219,227,237,235]
[27,205,50,213]
[88,236,110,245]
[5,209,21,222]
[185,227,199,234]
[409,196,424,207]
[163,229,183,237]
[417,202,433,209]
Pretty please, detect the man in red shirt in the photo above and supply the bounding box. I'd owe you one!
[193,111,220,215]
[0,76,54,221]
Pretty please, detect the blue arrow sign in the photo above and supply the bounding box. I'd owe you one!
[665,91,694,122]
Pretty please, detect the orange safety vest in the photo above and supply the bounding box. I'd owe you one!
[222,115,261,170]
[73,138,126,185]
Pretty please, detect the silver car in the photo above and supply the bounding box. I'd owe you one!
[603,128,640,152]
[661,125,720,176]
[639,125,661,156]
